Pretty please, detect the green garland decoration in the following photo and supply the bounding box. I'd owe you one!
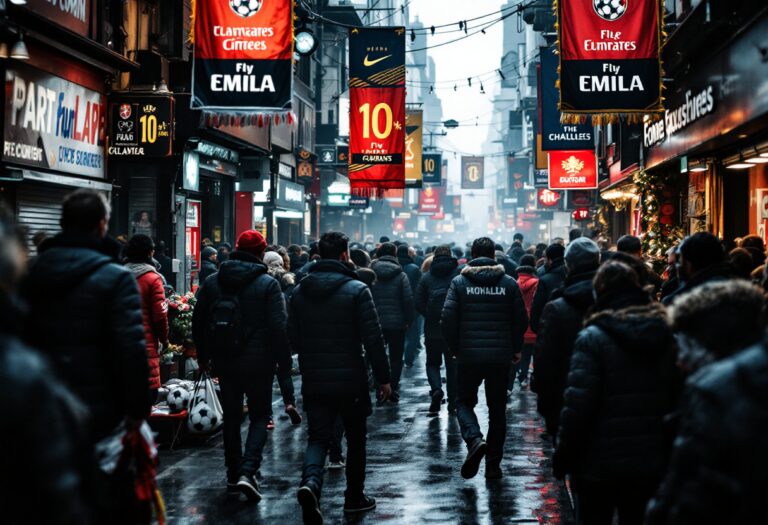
[633,169,686,272]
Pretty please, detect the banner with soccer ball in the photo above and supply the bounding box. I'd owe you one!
[556,0,664,124]
[348,27,406,196]
[190,0,293,116]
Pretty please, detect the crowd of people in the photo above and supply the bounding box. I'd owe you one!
[2,188,768,525]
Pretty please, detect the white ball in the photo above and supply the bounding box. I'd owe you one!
[190,402,219,433]
[167,387,190,413]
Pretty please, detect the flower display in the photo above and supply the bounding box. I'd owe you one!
[166,292,197,345]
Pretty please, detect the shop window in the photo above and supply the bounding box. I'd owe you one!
[128,178,157,240]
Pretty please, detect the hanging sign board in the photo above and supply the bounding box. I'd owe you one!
[191,0,293,112]
[461,156,484,189]
[557,0,663,121]
[419,185,441,214]
[405,110,423,188]
[108,94,174,157]
[423,153,442,184]
[548,150,598,190]
[348,27,406,196]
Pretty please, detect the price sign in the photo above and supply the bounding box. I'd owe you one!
[108,94,174,157]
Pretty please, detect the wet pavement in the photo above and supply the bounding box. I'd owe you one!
[157,354,575,524]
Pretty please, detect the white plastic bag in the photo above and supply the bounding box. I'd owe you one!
[187,372,224,434]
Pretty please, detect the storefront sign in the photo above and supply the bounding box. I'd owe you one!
[572,208,591,221]
[461,156,484,189]
[108,95,173,157]
[537,188,563,208]
[548,150,598,190]
[276,180,304,211]
[318,146,336,164]
[192,0,293,111]
[349,196,369,208]
[405,110,423,188]
[196,141,239,163]
[534,169,549,188]
[423,153,442,184]
[643,85,716,147]
[278,162,293,179]
[419,185,441,214]
[568,190,595,208]
[4,64,105,178]
[540,46,594,150]
[21,0,91,35]
[348,27,406,195]
[557,0,663,119]
[328,193,350,207]
[297,160,314,182]
[508,157,529,191]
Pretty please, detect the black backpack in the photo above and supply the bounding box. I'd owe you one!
[208,278,247,357]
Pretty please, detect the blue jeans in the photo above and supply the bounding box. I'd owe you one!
[456,364,510,465]
[404,316,424,366]
[301,399,368,499]
[220,369,272,481]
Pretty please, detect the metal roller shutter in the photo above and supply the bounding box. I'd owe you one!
[17,184,68,253]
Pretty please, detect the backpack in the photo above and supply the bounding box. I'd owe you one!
[208,278,246,357]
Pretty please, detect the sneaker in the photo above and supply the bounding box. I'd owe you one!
[285,404,303,425]
[428,390,444,415]
[389,390,400,404]
[266,418,275,430]
[344,494,376,514]
[461,438,487,479]
[327,458,346,470]
[485,463,503,480]
[297,485,323,525]
[226,480,239,495]
[237,474,262,502]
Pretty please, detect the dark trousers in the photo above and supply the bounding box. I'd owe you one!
[512,343,535,386]
[328,415,345,462]
[456,364,510,465]
[301,400,368,499]
[275,366,296,407]
[576,481,656,525]
[404,316,424,366]
[425,337,456,408]
[382,329,406,391]
[220,369,272,481]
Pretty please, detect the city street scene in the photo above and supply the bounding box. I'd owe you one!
[1,0,767,524]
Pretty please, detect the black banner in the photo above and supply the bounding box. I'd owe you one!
[108,94,173,157]
[423,153,442,184]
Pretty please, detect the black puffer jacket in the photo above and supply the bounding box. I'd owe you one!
[530,257,568,333]
[646,341,768,525]
[662,261,736,305]
[199,258,218,284]
[23,233,149,440]
[532,271,595,435]
[415,256,459,340]
[193,251,291,375]
[554,301,679,484]
[370,255,415,331]
[398,254,422,296]
[288,260,391,406]
[441,257,528,365]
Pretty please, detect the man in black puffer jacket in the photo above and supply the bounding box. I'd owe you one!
[442,237,528,480]
[530,243,567,332]
[22,189,149,523]
[533,238,600,438]
[398,243,423,368]
[193,229,291,502]
[289,232,392,523]
[415,245,460,415]
[553,261,679,525]
[371,242,416,400]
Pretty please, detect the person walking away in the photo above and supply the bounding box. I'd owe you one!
[371,242,415,401]
[22,189,150,523]
[289,232,392,524]
[554,261,679,525]
[532,238,600,438]
[415,245,460,415]
[199,246,218,285]
[513,254,539,391]
[125,235,169,403]
[398,244,423,368]
[616,234,664,295]
[217,242,232,266]
[507,233,526,264]
[192,230,292,502]
[441,237,528,480]
[530,243,567,332]
[0,209,89,525]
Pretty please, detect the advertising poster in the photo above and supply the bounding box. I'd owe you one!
[192,0,293,111]
[405,110,423,188]
[422,153,442,184]
[548,150,598,190]
[419,185,441,214]
[109,94,174,157]
[348,27,406,196]
[461,156,485,190]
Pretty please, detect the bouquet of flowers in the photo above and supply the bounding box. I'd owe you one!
[167,292,196,345]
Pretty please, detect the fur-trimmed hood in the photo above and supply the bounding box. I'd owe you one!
[586,303,672,353]
[461,257,506,285]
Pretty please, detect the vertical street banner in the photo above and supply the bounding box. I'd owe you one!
[540,46,594,150]
[405,110,423,188]
[461,156,485,189]
[191,0,293,112]
[348,27,406,196]
[548,150,598,190]
[556,0,663,122]
[422,153,442,184]
[418,185,442,214]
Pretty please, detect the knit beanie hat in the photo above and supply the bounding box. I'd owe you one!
[236,230,267,257]
[201,246,217,260]
[263,251,284,269]
[565,237,600,273]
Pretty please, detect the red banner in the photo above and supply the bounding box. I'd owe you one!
[548,150,598,190]
[348,27,406,196]
[537,188,562,207]
[419,185,442,214]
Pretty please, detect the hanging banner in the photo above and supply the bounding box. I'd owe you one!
[423,153,442,184]
[108,94,174,157]
[548,150,598,190]
[508,157,529,191]
[556,0,663,122]
[405,110,423,188]
[461,156,485,190]
[419,185,441,214]
[540,46,594,150]
[348,27,406,196]
[191,0,293,112]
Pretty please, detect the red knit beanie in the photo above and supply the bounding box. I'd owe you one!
[236,230,267,257]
